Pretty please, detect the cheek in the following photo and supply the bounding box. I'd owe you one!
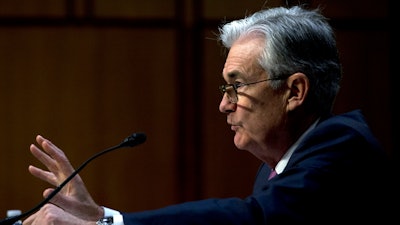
[256,97,287,126]
[240,89,286,123]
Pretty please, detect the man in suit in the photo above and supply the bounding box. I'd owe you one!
[23,5,393,225]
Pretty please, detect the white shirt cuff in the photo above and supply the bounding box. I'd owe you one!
[103,206,121,217]
[102,207,124,225]
[112,214,124,225]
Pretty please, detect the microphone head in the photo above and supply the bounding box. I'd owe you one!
[121,132,147,147]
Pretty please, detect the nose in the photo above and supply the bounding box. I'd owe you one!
[219,94,236,113]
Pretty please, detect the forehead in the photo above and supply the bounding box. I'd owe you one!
[222,36,265,80]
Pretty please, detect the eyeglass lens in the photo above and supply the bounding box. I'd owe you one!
[221,85,238,103]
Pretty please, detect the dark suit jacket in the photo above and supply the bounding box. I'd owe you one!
[122,110,394,224]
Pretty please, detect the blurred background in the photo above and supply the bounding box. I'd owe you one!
[0,0,396,217]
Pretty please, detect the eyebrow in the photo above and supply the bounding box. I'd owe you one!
[226,70,241,80]
[221,70,242,83]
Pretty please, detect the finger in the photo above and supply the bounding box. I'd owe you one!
[37,136,75,175]
[43,188,57,200]
[32,135,75,184]
[36,135,67,159]
[43,188,69,209]
[43,188,76,211]
[30,144,59,174]
[43,188,80,214]
[28,165,58,186]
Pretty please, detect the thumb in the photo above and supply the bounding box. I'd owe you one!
[43,188,55,199]
[43,188,65,206]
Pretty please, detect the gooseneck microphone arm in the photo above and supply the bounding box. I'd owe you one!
[0,132,147,225]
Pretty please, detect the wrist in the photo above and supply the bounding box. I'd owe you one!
[97,206,105,219]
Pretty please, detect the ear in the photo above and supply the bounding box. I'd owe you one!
[286,73,309,111]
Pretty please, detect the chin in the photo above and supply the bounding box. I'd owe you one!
[233,132,248,150]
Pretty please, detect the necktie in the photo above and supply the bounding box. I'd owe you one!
[268,170,277,180]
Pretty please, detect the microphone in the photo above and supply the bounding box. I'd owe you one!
[0,132,147,225]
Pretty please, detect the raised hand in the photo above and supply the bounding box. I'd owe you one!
[27,135,103,221]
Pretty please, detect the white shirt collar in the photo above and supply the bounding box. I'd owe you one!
[274,118,319,174]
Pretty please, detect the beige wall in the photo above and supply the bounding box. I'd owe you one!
[0,0,394,216]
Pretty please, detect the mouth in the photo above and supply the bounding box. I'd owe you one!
[227,117,239,131]
[230,124,239,131]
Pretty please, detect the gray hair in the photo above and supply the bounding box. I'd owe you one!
[218,6,342,115]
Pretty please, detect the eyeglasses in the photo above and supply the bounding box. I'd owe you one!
[219,78,282,103]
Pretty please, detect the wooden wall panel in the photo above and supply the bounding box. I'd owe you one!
[0,0,64,17]
[334,30,392,152]
[309,0,389,18]
[0,27,178,213]
[203,0,282,19]
[95,0,175,18]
